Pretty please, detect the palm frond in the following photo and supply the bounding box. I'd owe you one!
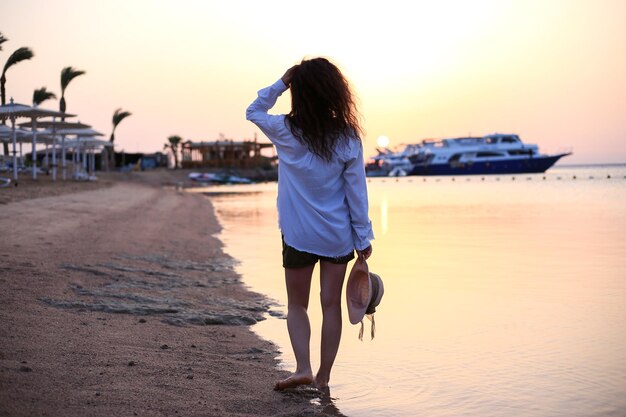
[33,87,57,106]
[60,66,86,92]
[112,108,132,127]
[0,33,8,51]
[168,135,182,146]
[109,108,132,143]
[2,47,34,75]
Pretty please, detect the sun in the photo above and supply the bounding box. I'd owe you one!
[376,135,390,148]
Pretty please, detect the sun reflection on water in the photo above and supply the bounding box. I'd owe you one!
[205,165,626,417]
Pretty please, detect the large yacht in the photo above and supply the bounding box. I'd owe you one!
[408,133,570,175]
[366,133,571,176]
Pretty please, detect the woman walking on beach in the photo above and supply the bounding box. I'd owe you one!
[246,57,373,390]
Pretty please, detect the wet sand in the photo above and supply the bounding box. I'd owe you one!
[0,171,343,417]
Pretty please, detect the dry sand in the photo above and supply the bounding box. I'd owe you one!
[0,171,344,417]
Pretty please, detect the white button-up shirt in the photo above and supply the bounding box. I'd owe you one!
[246,79,374,257]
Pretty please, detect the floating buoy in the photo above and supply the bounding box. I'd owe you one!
[512,176,516,181]
[607,175,611,179]
[542,176,546,180]
[557,176,561,180]
[481,177,485,181]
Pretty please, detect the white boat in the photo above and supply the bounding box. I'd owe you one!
[365,144,421,177]
[366,133,571,176]
[409,133,571,175]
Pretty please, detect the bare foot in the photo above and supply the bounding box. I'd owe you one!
[273,372,314,391]
[314,374,329,390]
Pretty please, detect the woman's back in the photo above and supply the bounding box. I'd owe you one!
[246,78,371,257]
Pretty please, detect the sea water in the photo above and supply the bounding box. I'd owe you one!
[200,165,626,417]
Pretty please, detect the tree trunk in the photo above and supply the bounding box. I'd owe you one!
[60,96,66,121]
[101,148,108,172]
[1,73,6,108]
[0,75,8,156]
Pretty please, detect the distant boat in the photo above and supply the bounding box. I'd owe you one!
[365,144,421,177]
[366,134,571,176]
[188,172,252,184]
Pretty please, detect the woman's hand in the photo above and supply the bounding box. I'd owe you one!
[281,65,299,87]
[357,245,372,261]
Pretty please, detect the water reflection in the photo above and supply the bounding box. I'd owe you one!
[203,166,626,417]
[380,193,388,236]
[311,386,348,417]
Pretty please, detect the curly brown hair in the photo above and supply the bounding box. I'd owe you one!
[287,58,363,161]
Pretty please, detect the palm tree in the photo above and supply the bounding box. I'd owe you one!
[1,46,34,155]
[164,135,182,169]
[33,87,56,106]
[110,108,132,144]
[1,47,34,107]
[30,87,56,167]
[105,108,132,169]
[59,66,85,120]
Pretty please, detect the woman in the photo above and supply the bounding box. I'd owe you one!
[246,57,373,390]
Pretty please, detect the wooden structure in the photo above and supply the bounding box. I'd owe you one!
[181,138,274,169]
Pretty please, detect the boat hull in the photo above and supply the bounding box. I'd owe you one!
[409,153,570,176]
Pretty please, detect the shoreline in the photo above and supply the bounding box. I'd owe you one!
[0,170,344,417]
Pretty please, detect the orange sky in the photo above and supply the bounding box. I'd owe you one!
[2,0,626,163]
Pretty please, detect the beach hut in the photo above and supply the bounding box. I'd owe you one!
[181,138,274,169]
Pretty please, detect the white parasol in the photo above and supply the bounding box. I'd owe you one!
[0,99,73,181]
[18,119,88,181]
[56,129,109,178]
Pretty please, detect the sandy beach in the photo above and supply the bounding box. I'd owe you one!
[0,171,343,417]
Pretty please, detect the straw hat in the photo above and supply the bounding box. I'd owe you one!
[346,259,384,340]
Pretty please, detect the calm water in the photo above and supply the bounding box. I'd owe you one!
[198,165,626,417]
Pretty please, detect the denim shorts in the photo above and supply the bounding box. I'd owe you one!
[282,237,355,269]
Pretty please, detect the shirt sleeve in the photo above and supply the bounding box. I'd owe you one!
[343,140,375,250]
[246,79,289,142]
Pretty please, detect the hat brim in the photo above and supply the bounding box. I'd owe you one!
[346,260,370,324]
[366,272,384,315]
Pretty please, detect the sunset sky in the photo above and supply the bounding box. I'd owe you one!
[3,0,625,163]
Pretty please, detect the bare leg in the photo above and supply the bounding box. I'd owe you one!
[315,261,347,389]
[275,264,315,390]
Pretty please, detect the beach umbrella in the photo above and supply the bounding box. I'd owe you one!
[66,136,112,177]
[54,129,108,178]
[50,127,103,137]
[0,99,70,181]
[0,124,31,139]
[19,119,86,181]
[0,125,34,169]
[25,120,89,130]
